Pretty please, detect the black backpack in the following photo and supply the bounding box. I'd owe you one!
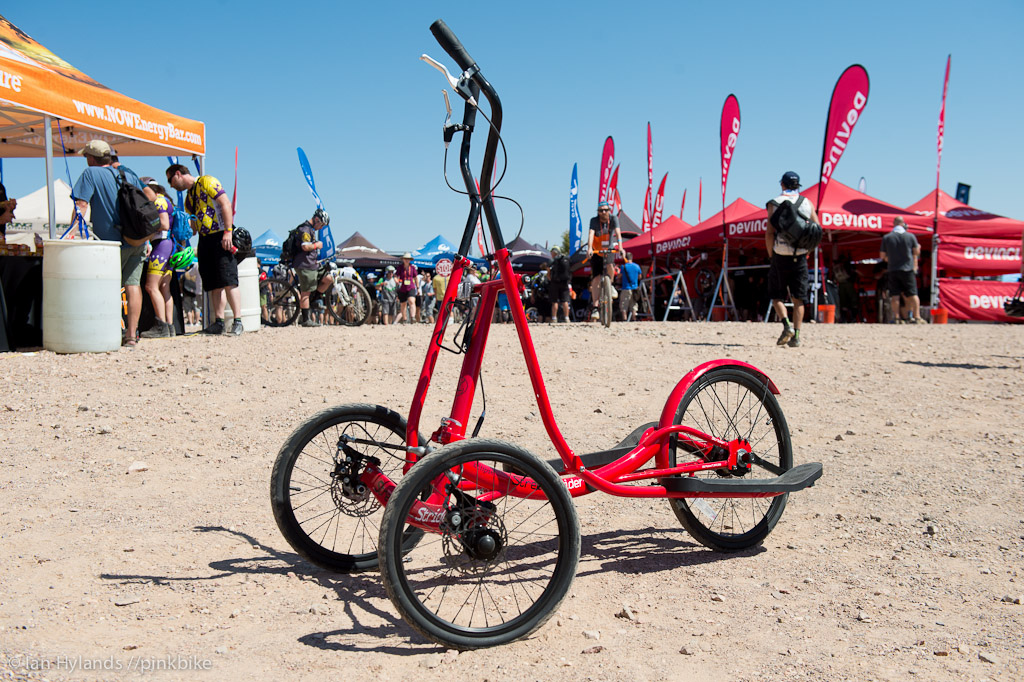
[550,254,570,282]
[110,168,161,241]
[279,226,303,265]
[770,196,822,251]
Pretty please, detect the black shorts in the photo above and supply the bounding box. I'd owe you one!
[197,232,238,291]
[397,289,413,303]
[767,252,809,302]
[590,254,605,279]
[548,281,571,303]
[888,270,918,297]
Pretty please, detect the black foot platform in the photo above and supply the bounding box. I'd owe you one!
[660,462,823,495]
[546,422,657,473]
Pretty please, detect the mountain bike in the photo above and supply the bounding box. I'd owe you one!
[270,20,822,651]
[590,246,619,327]
[260,263,371,327]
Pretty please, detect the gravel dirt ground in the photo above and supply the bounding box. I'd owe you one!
[1,320,1022,681]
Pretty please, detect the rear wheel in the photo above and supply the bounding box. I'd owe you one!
[379,439,580,650]
[326,277,372,327]
[667,367,793,551]
[270,404,424,572]
[599,276,613,327]
[261,277,300,327]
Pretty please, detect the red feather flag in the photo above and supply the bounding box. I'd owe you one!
[719,95,740,209]
[652,173,668,228]
[936,55,951,190]
[598,136,615,204]
[817,65,870,208]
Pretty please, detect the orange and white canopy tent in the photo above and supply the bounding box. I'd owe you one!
[0,15,204,158]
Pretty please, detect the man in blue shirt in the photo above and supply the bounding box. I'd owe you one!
[72,139,157,346]
[618,251,642,321]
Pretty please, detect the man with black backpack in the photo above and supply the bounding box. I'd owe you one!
[548,246,571,323]
[765,171,820,348]
[288,209,331,327]
[73,139,158,347]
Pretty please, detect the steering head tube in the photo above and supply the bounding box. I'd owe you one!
[430,19,476,72]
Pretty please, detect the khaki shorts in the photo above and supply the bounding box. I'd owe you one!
[120,243,147,287]
[297,268,320,293]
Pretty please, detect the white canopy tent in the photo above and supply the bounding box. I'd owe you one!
[3,179,89,245]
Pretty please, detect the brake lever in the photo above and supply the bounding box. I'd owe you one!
[421,53,458,87]
[420,54,478,106]
[443,90,453,120]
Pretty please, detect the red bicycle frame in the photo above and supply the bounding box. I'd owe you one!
[365,24,787,512]
[378,247,782,506]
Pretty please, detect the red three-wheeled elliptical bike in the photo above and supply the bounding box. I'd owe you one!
[271,19,823,651]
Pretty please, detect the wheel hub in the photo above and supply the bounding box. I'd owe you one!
[440,504,508,573]
[329,443,379,517]
[463,528,503,561]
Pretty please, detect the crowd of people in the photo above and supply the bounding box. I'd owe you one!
[7,146,1008,350]
[66,140,243,346]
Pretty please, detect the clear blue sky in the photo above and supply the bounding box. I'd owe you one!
[2,1,1021,252]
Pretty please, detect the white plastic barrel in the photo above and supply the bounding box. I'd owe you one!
[42,239,122,353]
[224,257,260,332]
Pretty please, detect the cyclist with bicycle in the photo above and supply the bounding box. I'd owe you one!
[587,201,624,320]
[291,208,331,327]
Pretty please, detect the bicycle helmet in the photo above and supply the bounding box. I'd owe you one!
[313,208,330,226]
[231,227,253,262]
[168,245,196,270]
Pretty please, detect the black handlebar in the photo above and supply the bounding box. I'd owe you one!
[430,20,476,72]
[429,19,505,259]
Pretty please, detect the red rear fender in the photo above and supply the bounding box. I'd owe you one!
[658,360,780,428]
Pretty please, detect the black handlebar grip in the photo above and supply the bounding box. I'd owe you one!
[430,19,476,72]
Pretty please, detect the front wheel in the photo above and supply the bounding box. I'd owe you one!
[667,367,793,551]
[326,277,372,327]
[599,276,613,327]
[270,404,424,572]
[379,439,581,650]
[261,277,300,327]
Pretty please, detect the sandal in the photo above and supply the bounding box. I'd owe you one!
[122,337,137,348]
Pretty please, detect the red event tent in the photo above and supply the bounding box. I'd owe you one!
[675,198,762,252]
[720,180,933,260]
[908,189,1024,240]
[621,215,694,260]
[907,189,1021,276]
[622,199,759,260]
